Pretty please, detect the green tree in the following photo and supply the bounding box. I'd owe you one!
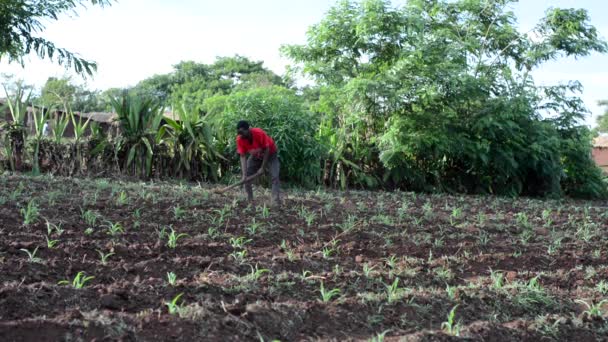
[0,0,111,76]
[283,0,607,197]
[596,100,608,134]
[133,56,285,110]
[38,77,106,112]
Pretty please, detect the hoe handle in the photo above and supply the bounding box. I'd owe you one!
[215,172,263,194]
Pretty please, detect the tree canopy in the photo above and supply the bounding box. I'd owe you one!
[283,0,607,197]
[0,0,111,76]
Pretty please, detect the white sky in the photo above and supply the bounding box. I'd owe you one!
[1,0,607,125]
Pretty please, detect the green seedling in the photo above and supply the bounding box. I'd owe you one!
[229,236,252,249]
[173,206,186,220]
[576,299,608,318]
[81,209,97,226]
[58,271,94,289]
[362,263,376,278]
[115,191,129,205]
[248,264,270,281]
[20,247,41,263]
[260,204,270,219]
[97,250,115,265]
[105,221,124,236]
[441,305,461,336]
[319,281,341,302]
[46,235,59,249]
[229,250,248,264]
[166,227,189,248]
[165,293,184,315]
[167,272,177,286]
[386,278,404,303]
[246,218,262,235]
[21,200,39,225]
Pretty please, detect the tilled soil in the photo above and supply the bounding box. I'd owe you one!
[1,174,608,341]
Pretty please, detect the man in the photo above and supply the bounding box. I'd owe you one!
[236,120,280,206]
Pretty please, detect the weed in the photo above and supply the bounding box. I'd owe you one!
[596,280,608,295]
[363,263,376,278]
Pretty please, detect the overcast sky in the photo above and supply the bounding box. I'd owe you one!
[1,0,606,125]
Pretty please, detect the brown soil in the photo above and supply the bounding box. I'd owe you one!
[1,174,607,341]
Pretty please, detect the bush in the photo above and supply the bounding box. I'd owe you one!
[208,86,323,187]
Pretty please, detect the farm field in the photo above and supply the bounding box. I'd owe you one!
[1,174,608,341]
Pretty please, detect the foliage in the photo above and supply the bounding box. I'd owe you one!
[38,77,107,112]
[160,101,223,180]
[133,56,286,110]
[1,82,30,171]
[110,92,164,178]
[0,0,111,76]
[596,100,608,134]
[282,0,608,198]
[208,86,323,186]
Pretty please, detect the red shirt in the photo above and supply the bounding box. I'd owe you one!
[236,128,277,158]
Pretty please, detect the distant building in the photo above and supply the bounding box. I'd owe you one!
[592,135,608,174]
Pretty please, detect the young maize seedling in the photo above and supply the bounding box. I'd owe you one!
[246,219,262,236]
[229,250,248,264]
[445,284,457,300]
[362,263,376,278]
[20,247,42,263]
[21,200,39,225]
[167,272,177,286]
[441,305,461,336]
[97,250,115,265]
[368,330,391,342]
[385,278,404,303]
[576,299,608,318]
[165,293,184,315]
[46,235,59,249]
[319,281,341,302]
[105,222,124,236]
[260,204,270,219]
[81,209,98,227]
[58,271,94,289]
[166,227,189,249]
[490,269,504,289]
[173,206,186,220]
[207,227,220,240]
[248,264,270,281]
[84,227,94,235]
[229,236,252,249]
[115,191,129,206]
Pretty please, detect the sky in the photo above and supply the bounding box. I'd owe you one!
[1,0,607,126]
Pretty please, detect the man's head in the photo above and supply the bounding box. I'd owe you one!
[237,120,251,139]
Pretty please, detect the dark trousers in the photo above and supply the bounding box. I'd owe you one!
[245,152,280,204]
